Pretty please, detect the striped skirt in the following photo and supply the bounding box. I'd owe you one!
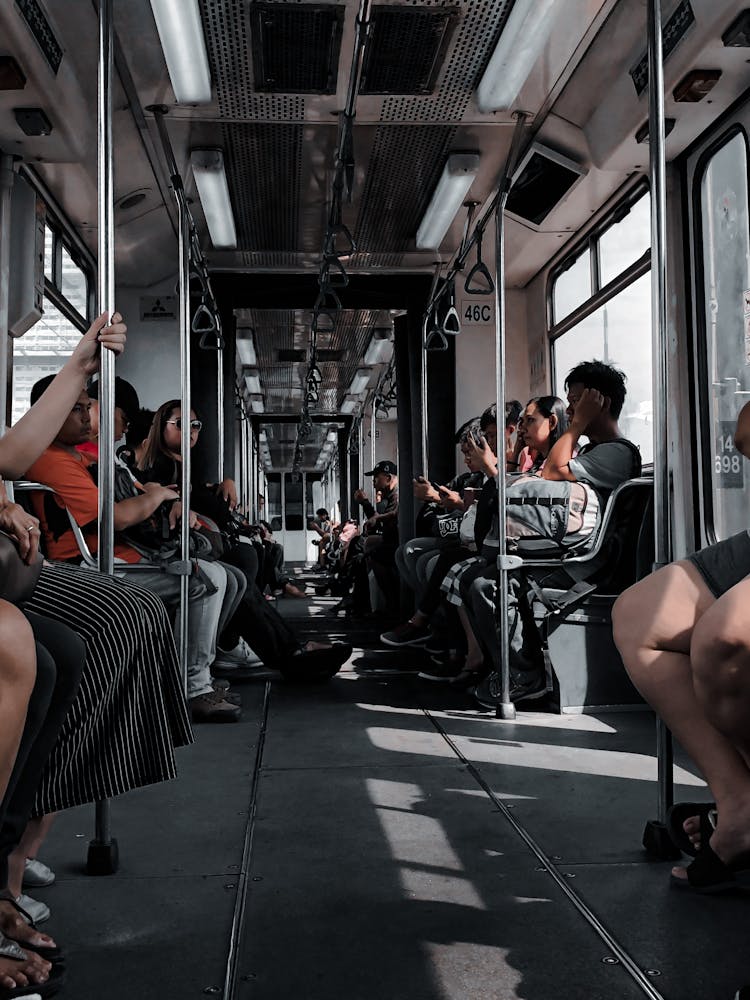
[24,563,193,816]
[440,555,486,607]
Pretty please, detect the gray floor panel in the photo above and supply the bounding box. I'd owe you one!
[570,864,750,1000]
[240,764,647,1000]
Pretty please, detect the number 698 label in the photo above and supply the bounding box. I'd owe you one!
[715,421,744,489]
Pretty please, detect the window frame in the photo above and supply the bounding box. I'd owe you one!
[691,123,750,545]
[547,181,651,339]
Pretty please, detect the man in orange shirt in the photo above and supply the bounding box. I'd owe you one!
[25,379,240,723]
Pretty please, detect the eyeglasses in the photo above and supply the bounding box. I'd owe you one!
[166,419,202,431]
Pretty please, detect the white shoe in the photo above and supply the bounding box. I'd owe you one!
[16,893,50,924]
[215,638,263,669]
[23,858,55,888]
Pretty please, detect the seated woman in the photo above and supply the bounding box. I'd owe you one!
[0,311,127,995]
[612,401,750,894]
[139,401,351,678]
[308,508,333,569]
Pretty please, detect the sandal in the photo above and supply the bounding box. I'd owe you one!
[666,801,717,857]
[0,894,62,965]
[671,840,750,894]
[0,932,65,999]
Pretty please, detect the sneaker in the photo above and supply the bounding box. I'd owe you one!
[16,893,50,924]
[189,692,241,723]
[475,670,547,708]
[23,859,55,888]
[380,622,432,648]
[418,660,465,682]
[423,636,454,656]
[215,639,263,669]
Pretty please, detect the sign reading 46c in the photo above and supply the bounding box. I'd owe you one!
[460,298,495,327]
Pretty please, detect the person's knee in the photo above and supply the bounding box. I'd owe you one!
[0,605,35,692]
[691,611,750,695]
[612,584,643,660]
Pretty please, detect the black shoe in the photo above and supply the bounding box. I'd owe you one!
[474,670,546,708]
[417,659,465,682]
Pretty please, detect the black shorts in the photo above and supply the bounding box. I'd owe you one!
[686,531,750,598]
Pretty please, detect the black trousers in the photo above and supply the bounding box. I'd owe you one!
[0,611,85,888]
[418,545,475,617]
[221,544,301,664]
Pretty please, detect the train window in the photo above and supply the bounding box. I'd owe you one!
[60,243,89,316]
[697,129,750,540]
[598,194,651,288]
[266,474,282,532]
[11,297,84,424]
[552,247,591,323]
[553,272,653,462]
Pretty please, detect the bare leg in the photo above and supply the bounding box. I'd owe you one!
[0,603,36,807]
[613,562,750,871]
[457,606,484,671]
[7,814,56,898]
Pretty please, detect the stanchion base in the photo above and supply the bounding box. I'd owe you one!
[494,702,517,721]
[86,838,119,876]
[642,820,681,860]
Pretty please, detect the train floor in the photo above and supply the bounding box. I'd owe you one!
[36,574,749,1000]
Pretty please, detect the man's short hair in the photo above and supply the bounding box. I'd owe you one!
[505,400,522,427]
[479,403,497,431]
[565,360,627,419]
[125,407,155,447]
[30,374,59,406]
[87,376,140,423]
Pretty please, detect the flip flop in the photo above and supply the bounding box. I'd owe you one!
[666,801,717,857]
[671,841,750,894]
[0,896,63,965]
[0,934,65,999]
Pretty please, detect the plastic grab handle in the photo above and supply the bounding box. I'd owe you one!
[464,260,494,295]
[442,305,461,336]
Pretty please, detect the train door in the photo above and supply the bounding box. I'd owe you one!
[686,106,750,544]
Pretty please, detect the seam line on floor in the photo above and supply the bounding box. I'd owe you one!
[423,708,667,1000]
[223,680,271,1000]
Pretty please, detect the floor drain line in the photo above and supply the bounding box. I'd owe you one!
[423,709,666,1000]
[222,681,272,1000]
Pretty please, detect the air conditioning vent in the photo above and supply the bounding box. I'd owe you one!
[317,349,345,361]
[250,3,344,94]
[277,349,306,362]
[360,6,457,95]
[506,143,586,230]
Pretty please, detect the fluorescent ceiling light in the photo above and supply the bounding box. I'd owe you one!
[149,0,212,104]
[476,0,559,112]
[416,153,480,251]
[190,149,237,249]
[237,331,257,367]
[348,370,371,396]
[341,398,358,415]
[244,372,262,395]
[363,327,394,366]
[250,396,264,414]
[326,429,338,443]
[258,430,268,443]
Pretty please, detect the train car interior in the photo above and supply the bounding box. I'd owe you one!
[1,0,750,997]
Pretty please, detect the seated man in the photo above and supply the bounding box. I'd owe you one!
[613,401,750,894]
[470,360,641,706]
[23,378,241,724]
[354,461,399,614]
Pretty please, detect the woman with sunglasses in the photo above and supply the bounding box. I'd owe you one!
[139,400,351,680]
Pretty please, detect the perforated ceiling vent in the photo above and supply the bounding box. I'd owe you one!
[250,3,344,94]
[360,6,457,95]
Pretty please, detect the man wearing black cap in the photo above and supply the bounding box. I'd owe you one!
[353,460,399,613]
[78,376,140,460]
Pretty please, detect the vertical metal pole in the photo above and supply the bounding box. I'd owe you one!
[0,154,14,438]
[97,0,115,580]
[178,205,191,697]
[346,442,353,523]
[370,402,376,473]
[216,344,225,482]
[491,113,527,722]
[420,341,429,477]
[94,0,115,853]
[648,0,674,823]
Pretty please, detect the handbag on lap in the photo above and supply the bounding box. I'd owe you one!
[0,531,43,606]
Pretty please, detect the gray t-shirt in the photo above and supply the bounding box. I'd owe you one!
[568,439,640,492]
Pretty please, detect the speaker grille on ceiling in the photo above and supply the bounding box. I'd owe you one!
[360,6,458,95]
[250,3,344,94]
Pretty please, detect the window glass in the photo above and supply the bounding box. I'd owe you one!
[266,473,282,533]
[44,226,54,281]
[552,248,591,324]
[60,245,88,317]
[553,271,653,463]
[11,297,81,426]
[284,472,304,531]
[698,131,750,540]
[599,192,651,288]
